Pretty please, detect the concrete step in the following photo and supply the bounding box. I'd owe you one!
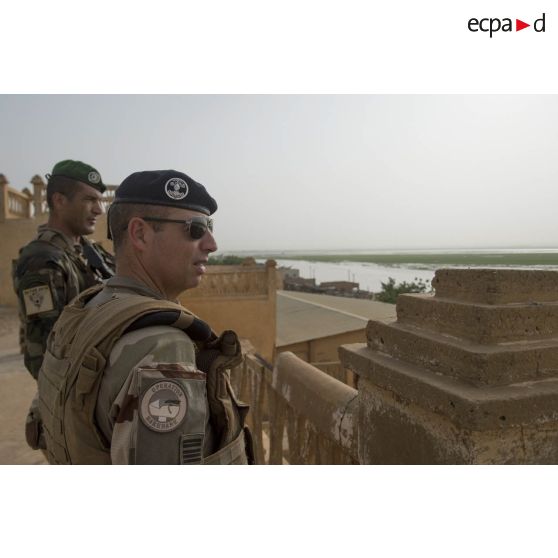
[366,319,558,386]
[431,268,558,304]
[396,293,558,344]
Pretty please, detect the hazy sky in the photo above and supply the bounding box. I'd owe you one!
[1,95,557,252]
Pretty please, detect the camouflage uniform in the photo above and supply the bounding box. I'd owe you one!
[92,277,217,464]
[12,224,115,378]
[38,276,251,464]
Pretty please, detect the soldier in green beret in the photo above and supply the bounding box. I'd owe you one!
[12,159,116,450]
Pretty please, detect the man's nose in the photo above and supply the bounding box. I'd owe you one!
[92,199,103,215]
[201,230,218,253]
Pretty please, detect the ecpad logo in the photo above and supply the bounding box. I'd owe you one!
[468,13,546,38]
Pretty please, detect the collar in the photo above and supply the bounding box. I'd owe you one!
[105,276,170,301]
[37,224,83,252]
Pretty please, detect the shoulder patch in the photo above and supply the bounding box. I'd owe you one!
[140,380,188,433]
[22,285,54,316]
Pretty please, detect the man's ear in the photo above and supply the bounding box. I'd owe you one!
[128,217,152,252]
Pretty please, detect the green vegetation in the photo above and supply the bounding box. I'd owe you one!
[257,252,558,267]
[208,255,246,265]
[376,277,431,304]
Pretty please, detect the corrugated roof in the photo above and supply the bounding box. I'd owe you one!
[277,291,396,346]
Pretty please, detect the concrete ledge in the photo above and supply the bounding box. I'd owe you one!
[340,343,558,430]
[366,319,558,386]
[397,293,558,344]
[274,352,358,457]
[432,268,558,304]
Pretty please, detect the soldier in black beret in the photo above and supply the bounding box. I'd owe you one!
[12,159,116,452]
[38,169,254,465]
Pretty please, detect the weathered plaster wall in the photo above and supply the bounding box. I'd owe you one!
[183,296,276,362]
[340,268,558,464]
[277,329,365,364]
[180,263,277,362]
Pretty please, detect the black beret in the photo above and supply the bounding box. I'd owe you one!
[113,170,217,215]
[47,159,106,193]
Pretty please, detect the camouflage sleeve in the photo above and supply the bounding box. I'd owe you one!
[95,325,212,464]
[14,257,70,379]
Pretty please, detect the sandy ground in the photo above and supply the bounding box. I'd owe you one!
[0,307,46,464]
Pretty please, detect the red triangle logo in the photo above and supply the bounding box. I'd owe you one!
[516,19,530,31]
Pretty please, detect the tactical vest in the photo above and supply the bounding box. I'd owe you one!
[33,228,113,290]
[13,228,112,320]
[13,229,114,380]
[37,229,96,291]
[38,284,253,465]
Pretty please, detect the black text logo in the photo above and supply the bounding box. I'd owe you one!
[468,13,546,38]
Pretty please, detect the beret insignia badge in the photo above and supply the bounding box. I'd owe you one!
[140,381,187,433]
[88,171,101,184]
[165,177,189,200]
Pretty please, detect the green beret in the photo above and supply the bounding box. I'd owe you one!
[47,159,106,193]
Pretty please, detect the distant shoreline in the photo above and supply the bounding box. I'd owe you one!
[251,252,558,267]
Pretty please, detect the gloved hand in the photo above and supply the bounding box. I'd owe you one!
[197,330,247,448]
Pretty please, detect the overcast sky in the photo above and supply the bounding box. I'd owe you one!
[1,95,557,252]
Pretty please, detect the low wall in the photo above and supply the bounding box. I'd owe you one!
[277,329,365,363]
[180,261,277,361]
[235,352,358,464]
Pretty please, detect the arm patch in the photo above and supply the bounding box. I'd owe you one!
[22,285,55,316]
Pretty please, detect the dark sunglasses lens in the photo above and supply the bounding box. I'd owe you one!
[185,218,213,239]
[189,223,207,239]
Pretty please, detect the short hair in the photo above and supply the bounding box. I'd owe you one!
[109,203,171,253]
[46,175,80,210]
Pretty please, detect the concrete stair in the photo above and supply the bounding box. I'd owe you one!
[366,319,558,386]
[340,268,558,464]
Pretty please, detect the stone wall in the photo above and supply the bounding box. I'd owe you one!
[340,268,558,464]
[238,351,358,464]
[180,261,277,361]
[0,175,33,220]
[277,329,364,362]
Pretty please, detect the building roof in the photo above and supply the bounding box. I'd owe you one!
[277,290,396,347]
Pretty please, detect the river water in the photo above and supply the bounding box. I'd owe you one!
[256,258,558,293]
[258,259,436,292]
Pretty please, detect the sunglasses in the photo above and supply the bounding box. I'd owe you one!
[141,215,214,240]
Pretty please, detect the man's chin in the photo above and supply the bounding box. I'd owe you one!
[81,224,96,235]
[184,277,202,291]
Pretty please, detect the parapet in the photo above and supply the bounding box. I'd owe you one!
[340,268,558,464]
